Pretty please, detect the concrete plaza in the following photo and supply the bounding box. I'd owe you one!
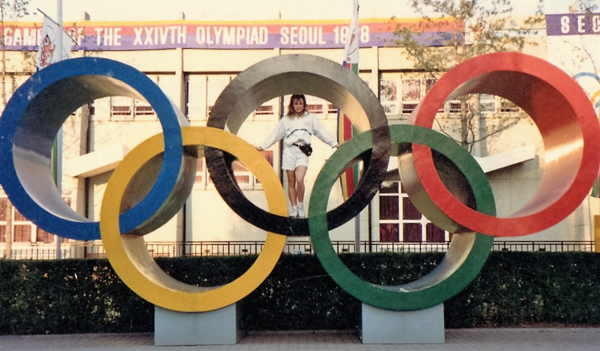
[1,328,600,351]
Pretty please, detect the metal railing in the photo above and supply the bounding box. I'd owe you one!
[1,240,596,260]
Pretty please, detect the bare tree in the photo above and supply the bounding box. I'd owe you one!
[391,0,544,152]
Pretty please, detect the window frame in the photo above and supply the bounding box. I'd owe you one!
[378,180,448,243]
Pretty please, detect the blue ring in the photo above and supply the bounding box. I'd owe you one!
[0,58,186,241]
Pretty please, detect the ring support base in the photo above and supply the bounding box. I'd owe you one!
[360,303,445,344]
[154,304,245,346]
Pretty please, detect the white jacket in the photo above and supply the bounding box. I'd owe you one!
[260,112,337,149]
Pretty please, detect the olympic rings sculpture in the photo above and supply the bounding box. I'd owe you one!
[0,52,598,313]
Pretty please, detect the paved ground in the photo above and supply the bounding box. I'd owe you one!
[1,328,600,351]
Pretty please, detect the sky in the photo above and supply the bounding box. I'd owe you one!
[17,0,585,23]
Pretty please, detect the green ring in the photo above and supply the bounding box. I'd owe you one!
[308,125,495,311]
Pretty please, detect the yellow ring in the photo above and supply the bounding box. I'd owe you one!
[100,126,287,312]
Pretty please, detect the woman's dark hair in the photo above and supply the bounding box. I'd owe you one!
[286,94,308,116]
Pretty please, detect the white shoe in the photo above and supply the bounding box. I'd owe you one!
[290,207,298,218]
[297,205,306,218]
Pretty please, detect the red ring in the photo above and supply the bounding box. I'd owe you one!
[412,52,600,236]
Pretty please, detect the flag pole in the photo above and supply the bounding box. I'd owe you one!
[55,0,64,260]
[339,0,361,253]
[352,1,360,253]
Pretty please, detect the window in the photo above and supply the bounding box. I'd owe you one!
[0,199,8,242]
[195,150,273,190]
[36,227,55,244]
[13,224,31,242]
[0,197,7,222]
[110,97,157,120]
[448,100,470,114]
[186,74,237,121]
[378,181,447,243]
[253,98,278,121]
[500,98,520,113]
[96,74,173,121]
[306,104,323,114]
[401,78,421,114]
[110,96,133,118]
[327,104,338,114]
[254,151,273,186]
[0,197,5,242]
[426,78,445,113]
[0,195,67,244]
[479,94,496,113]
[379,78,398,115]
[303,94,325,116]
[448,101,462,114]
[12,208,31,242]
[254,105,274,116]
[380,223,399,242]
[134,100,155,116]
[232,161,252,185]
[379,74,432,118]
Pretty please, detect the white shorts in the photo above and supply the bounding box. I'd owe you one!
[281,144,309,170]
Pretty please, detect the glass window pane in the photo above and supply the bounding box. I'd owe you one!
[380,223,399,242]
[254,105,273,115]
[426,223,445,242]
[402,197,421,220]
[379,196,399,220]
[479,94,495,112]
[403,223,422,242]
[0,198,6,221]
[402,79,421,101]
[501,99,520,112]
[37,227,55,243]
[14,225,31,242]
[232,161,251,185]
[402,103,419,114]
[306,104,323,114]
[379,79,398,114]
[110,96,133,119]
[380,181,399,194]
[14,208,27,221]
[426,78,436,93]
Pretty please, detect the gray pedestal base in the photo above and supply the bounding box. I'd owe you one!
[154,304,245,346]
[361,303,445,344]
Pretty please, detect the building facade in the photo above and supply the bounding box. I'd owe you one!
[0,11,598,258]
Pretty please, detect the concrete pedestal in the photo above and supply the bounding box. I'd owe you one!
[361,303,445,344]
[154,304,245,346]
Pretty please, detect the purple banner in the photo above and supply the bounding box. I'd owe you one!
[546,13,600,36]
[3,19,461,51]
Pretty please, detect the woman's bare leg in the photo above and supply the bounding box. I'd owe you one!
[286,169,297,206]
[295,166,308,203]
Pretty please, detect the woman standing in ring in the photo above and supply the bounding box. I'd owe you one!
[257,94,337,218]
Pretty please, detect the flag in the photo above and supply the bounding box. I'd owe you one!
[35,11,73,207]
[36,13,72,70]
[338,0,360,200]
[342,0,359,75]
